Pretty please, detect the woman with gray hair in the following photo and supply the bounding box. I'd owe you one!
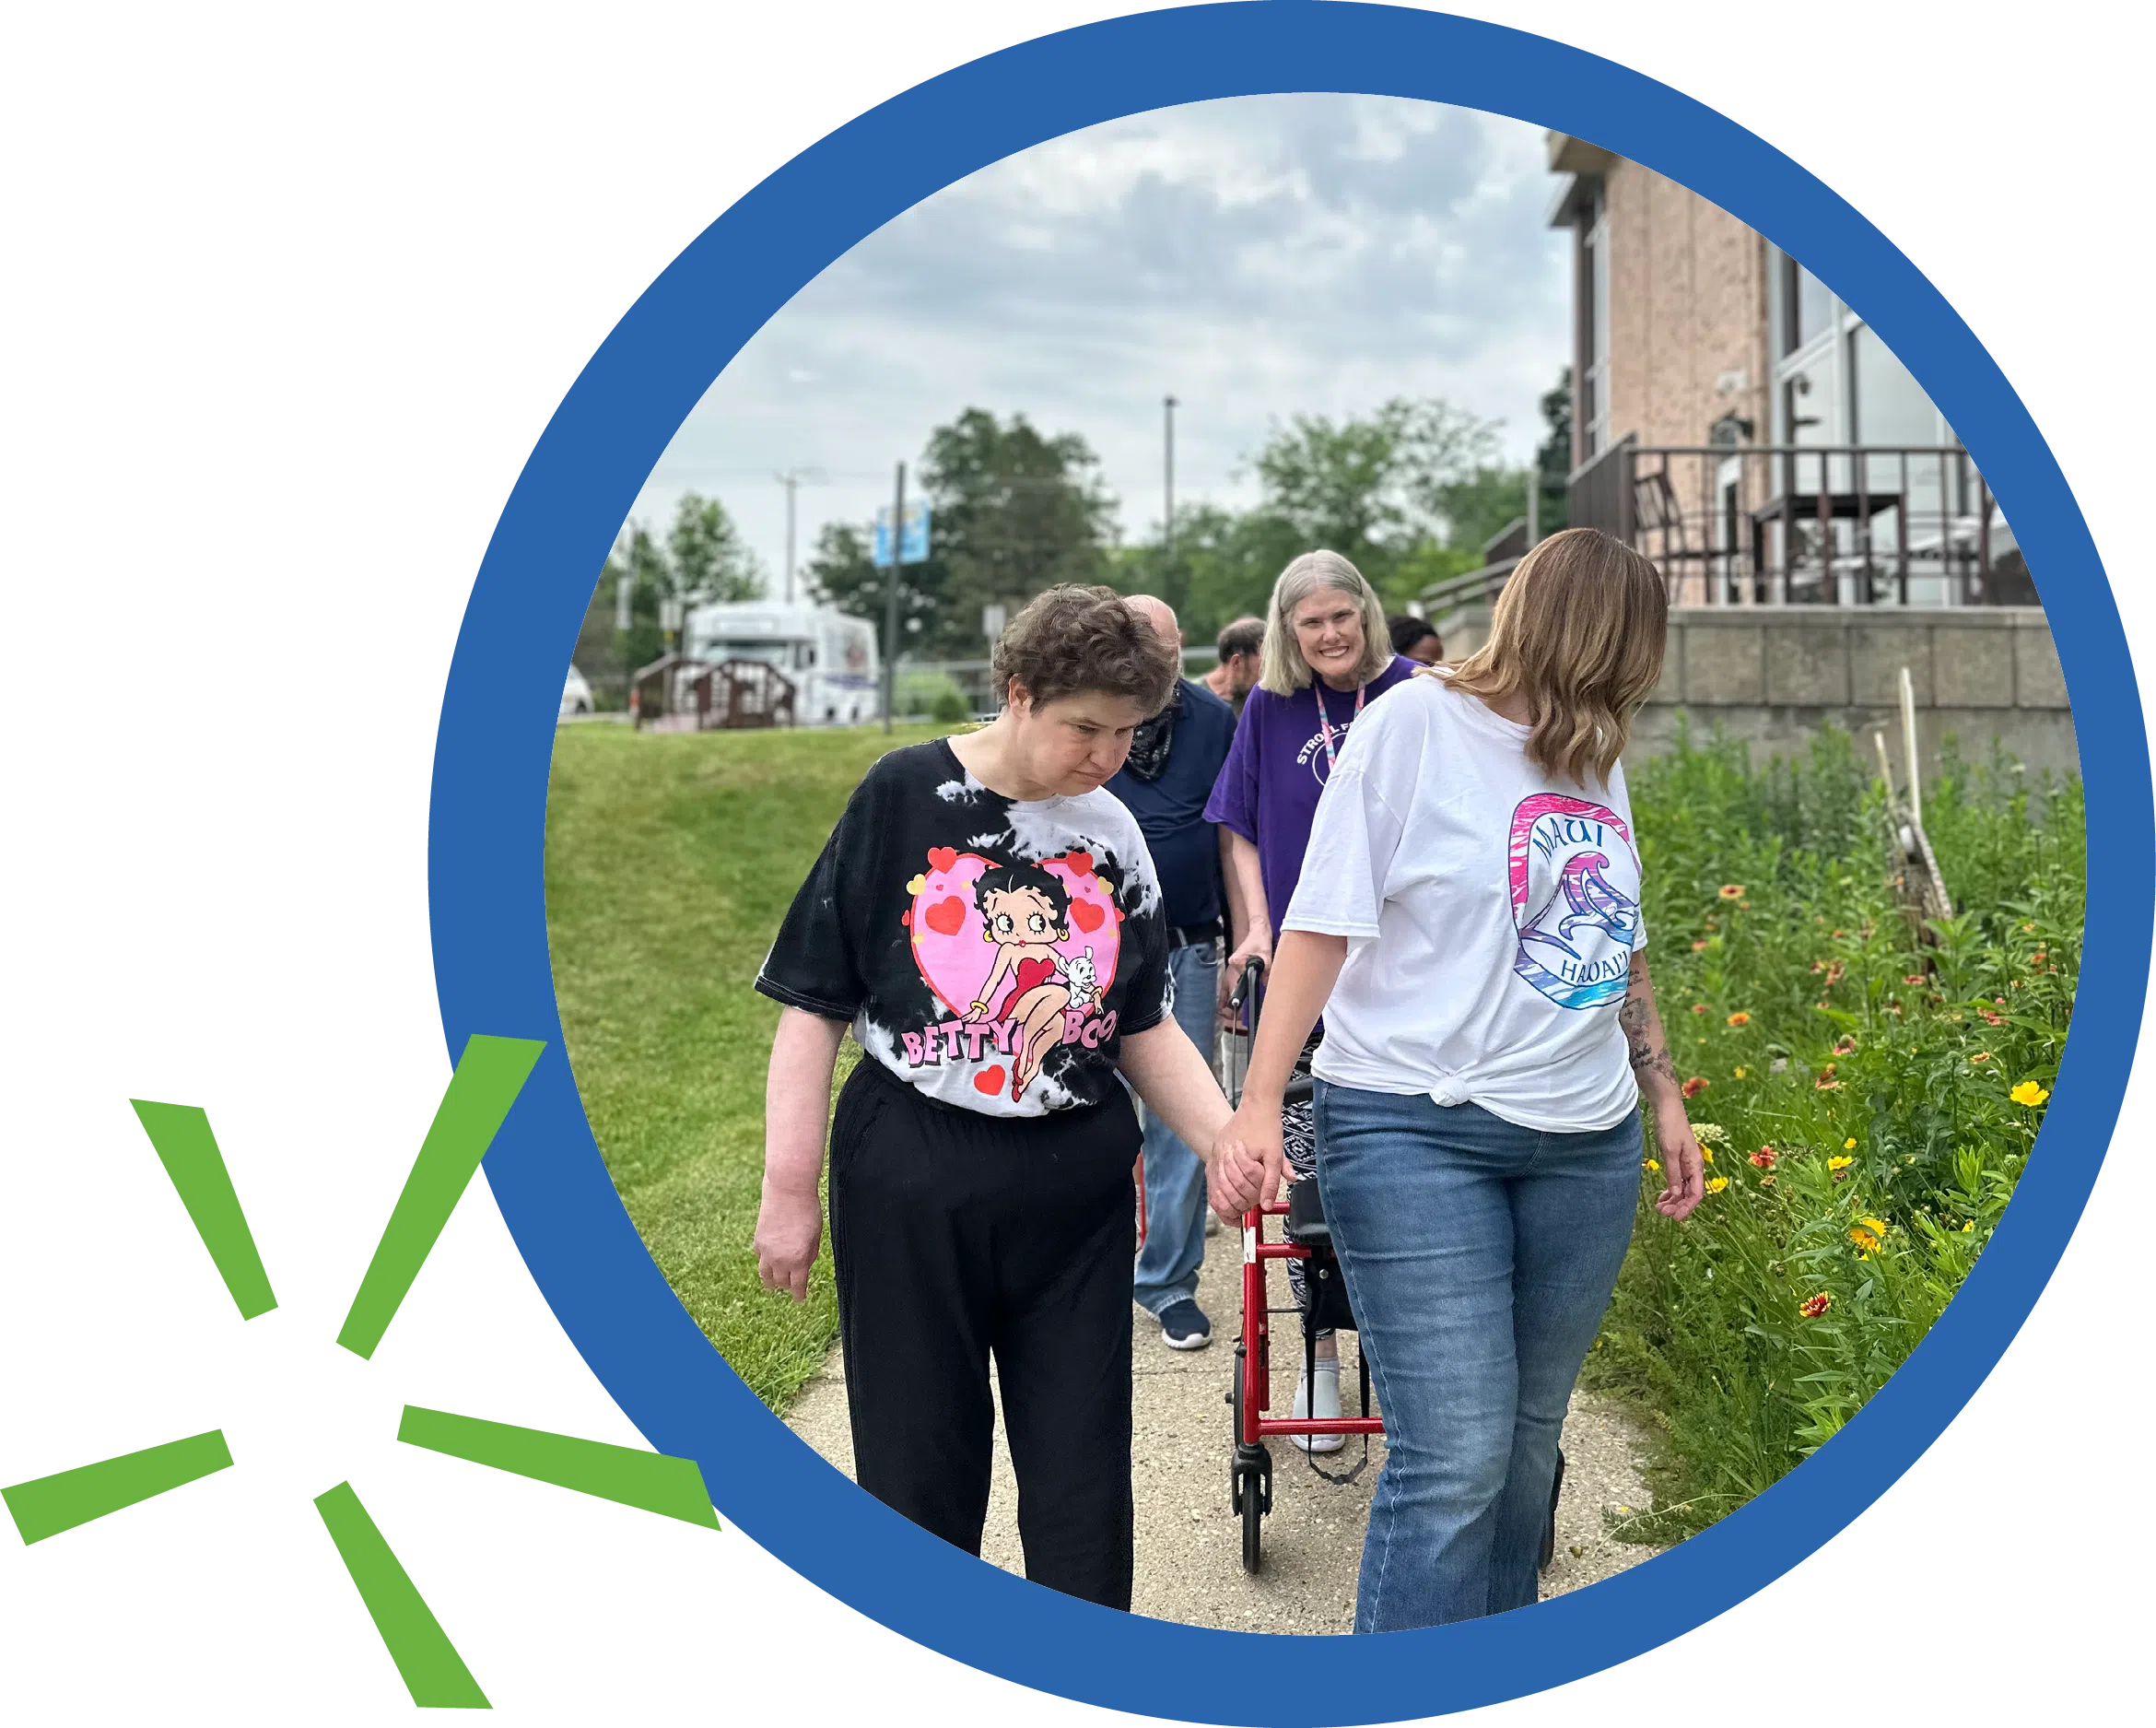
[1202,548,1417,1447]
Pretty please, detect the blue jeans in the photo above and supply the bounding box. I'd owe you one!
[1131,941,1219,1318]
[1313,1084,1641,1631]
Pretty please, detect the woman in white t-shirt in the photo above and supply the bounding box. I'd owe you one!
[1210,528,1705,1633]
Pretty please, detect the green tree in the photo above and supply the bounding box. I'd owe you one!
[1244,396,1503,603]
[666,492,765,603]
[1430,464,1535,558]
[803,519,946,659]
[1109,501,1303,644]
[1535,368,1572,535]
[918,408,1117,655]
[615,523,674,674]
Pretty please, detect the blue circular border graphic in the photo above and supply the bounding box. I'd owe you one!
[430,6,2146,1720]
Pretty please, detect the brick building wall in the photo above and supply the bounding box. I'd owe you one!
[1600,158,1771,455]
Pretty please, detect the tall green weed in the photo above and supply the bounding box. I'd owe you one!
[1589,721,2081,1540]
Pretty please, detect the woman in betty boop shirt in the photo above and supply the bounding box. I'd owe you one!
[752,584,1238,1611]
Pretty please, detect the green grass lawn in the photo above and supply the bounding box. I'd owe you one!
[545,722,948,1414]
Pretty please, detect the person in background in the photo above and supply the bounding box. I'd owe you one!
[1202,615,1266,715]
[1110,595,1238,1352]
[1204,549,1417,1451]
[1388,613,1445,666]
[1212,527,1703,1631]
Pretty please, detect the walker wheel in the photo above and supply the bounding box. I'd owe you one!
[1241,1469,1263,1573]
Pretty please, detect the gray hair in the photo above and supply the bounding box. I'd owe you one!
[1258,550,1394,695]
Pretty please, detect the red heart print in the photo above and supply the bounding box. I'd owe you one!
[1064,851,1093,876]
[927,847,958,874]
[974,1065,1006,1095]
[1071,898,1104,933]
[926,898,967,936]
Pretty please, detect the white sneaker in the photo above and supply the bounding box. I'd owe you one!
[1291,1362,1345,1453]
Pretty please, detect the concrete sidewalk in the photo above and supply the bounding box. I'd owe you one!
[783,1223,1663,1631]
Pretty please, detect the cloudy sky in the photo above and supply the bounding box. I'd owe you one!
[626,95,1570,599]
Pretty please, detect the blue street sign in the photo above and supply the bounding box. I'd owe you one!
[873,500,931,567]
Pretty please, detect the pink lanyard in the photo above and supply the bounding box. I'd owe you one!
[1313,679,1365,774]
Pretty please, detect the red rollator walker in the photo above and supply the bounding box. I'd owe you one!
[1219,958,1565,1576]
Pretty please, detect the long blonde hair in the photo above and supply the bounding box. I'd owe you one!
[1258,550,1394,696]
[1443,527,1668,786]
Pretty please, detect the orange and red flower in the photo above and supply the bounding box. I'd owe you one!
[1799,1293,1831,1319]
[1681,1076,1709,1099]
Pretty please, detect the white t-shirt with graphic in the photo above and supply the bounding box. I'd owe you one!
[1281,672,1646,1133]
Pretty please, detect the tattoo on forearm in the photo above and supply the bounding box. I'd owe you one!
[1622,954,1678,1084]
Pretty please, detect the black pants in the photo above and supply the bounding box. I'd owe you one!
[827,1059,1139,1610]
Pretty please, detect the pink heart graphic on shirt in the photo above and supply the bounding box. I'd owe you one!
[908,851,1121,1023]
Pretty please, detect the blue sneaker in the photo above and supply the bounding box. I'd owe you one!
[1159,1299,1213,1351]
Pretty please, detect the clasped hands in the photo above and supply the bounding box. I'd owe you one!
[1207,1100,1287,1224]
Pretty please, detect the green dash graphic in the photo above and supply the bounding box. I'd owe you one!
[132,1101,276,1319]
[337,1036,545,1359]
[4,1429,233,1545]
[397,1407,720,1530]
[314,1482,489,1710]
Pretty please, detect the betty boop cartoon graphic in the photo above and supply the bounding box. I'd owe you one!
[963,861,1104,1101]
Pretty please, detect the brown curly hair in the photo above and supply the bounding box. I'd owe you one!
[990,584,1180,715]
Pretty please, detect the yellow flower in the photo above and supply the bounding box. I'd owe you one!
[1701,1147,1714,1164]
[1705,1176,1728,1193]
[1963,1221,1974,1233]
[1861,1217,1889,1235]
[1850,1227,1881,1252]
[1844,1138,1857,1150]
[1828,1155,1854,1172]
[1733,1066,1747,1078]
[1644,1158,1660,1173]
[1727,1011,1751,1027]
[2010,1081,2050,1107]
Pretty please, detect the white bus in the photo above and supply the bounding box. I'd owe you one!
[681,600,883,726]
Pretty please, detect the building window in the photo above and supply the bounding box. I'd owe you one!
[1765,244,1999,602]
[1782,256,1834,358]
[1849,323,1942,446]
[1580,200,1610,459]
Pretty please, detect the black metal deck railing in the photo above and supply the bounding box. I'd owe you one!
[1566,436,2028,605]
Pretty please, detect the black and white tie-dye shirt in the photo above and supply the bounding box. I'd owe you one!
[756,738,1172,1118]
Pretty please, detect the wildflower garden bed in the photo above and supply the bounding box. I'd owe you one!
[1593,723,2082,1544]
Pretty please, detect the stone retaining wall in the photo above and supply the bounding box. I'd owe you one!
[1430,604,2079,779]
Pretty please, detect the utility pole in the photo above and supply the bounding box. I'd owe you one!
[1163,394,1178,583]
[774,469,827,605]
[882,461,905,735]
[777,472,800,605]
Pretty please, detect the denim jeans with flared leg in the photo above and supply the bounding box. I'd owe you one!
[1313,1083,1642,1632]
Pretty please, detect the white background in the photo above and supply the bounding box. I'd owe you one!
[2,3,2149,1722]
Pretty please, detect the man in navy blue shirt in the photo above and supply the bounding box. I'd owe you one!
[1114,595,1238,1350]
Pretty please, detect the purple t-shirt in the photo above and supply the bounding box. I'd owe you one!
[1204,653,1420,931]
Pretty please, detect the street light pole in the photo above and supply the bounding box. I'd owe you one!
[779,472,798,605]
[1163,394,1178,583]
[882,460,905,735]
[773,468,826,605]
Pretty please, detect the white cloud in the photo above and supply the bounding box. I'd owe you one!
[625,95,1571,597]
